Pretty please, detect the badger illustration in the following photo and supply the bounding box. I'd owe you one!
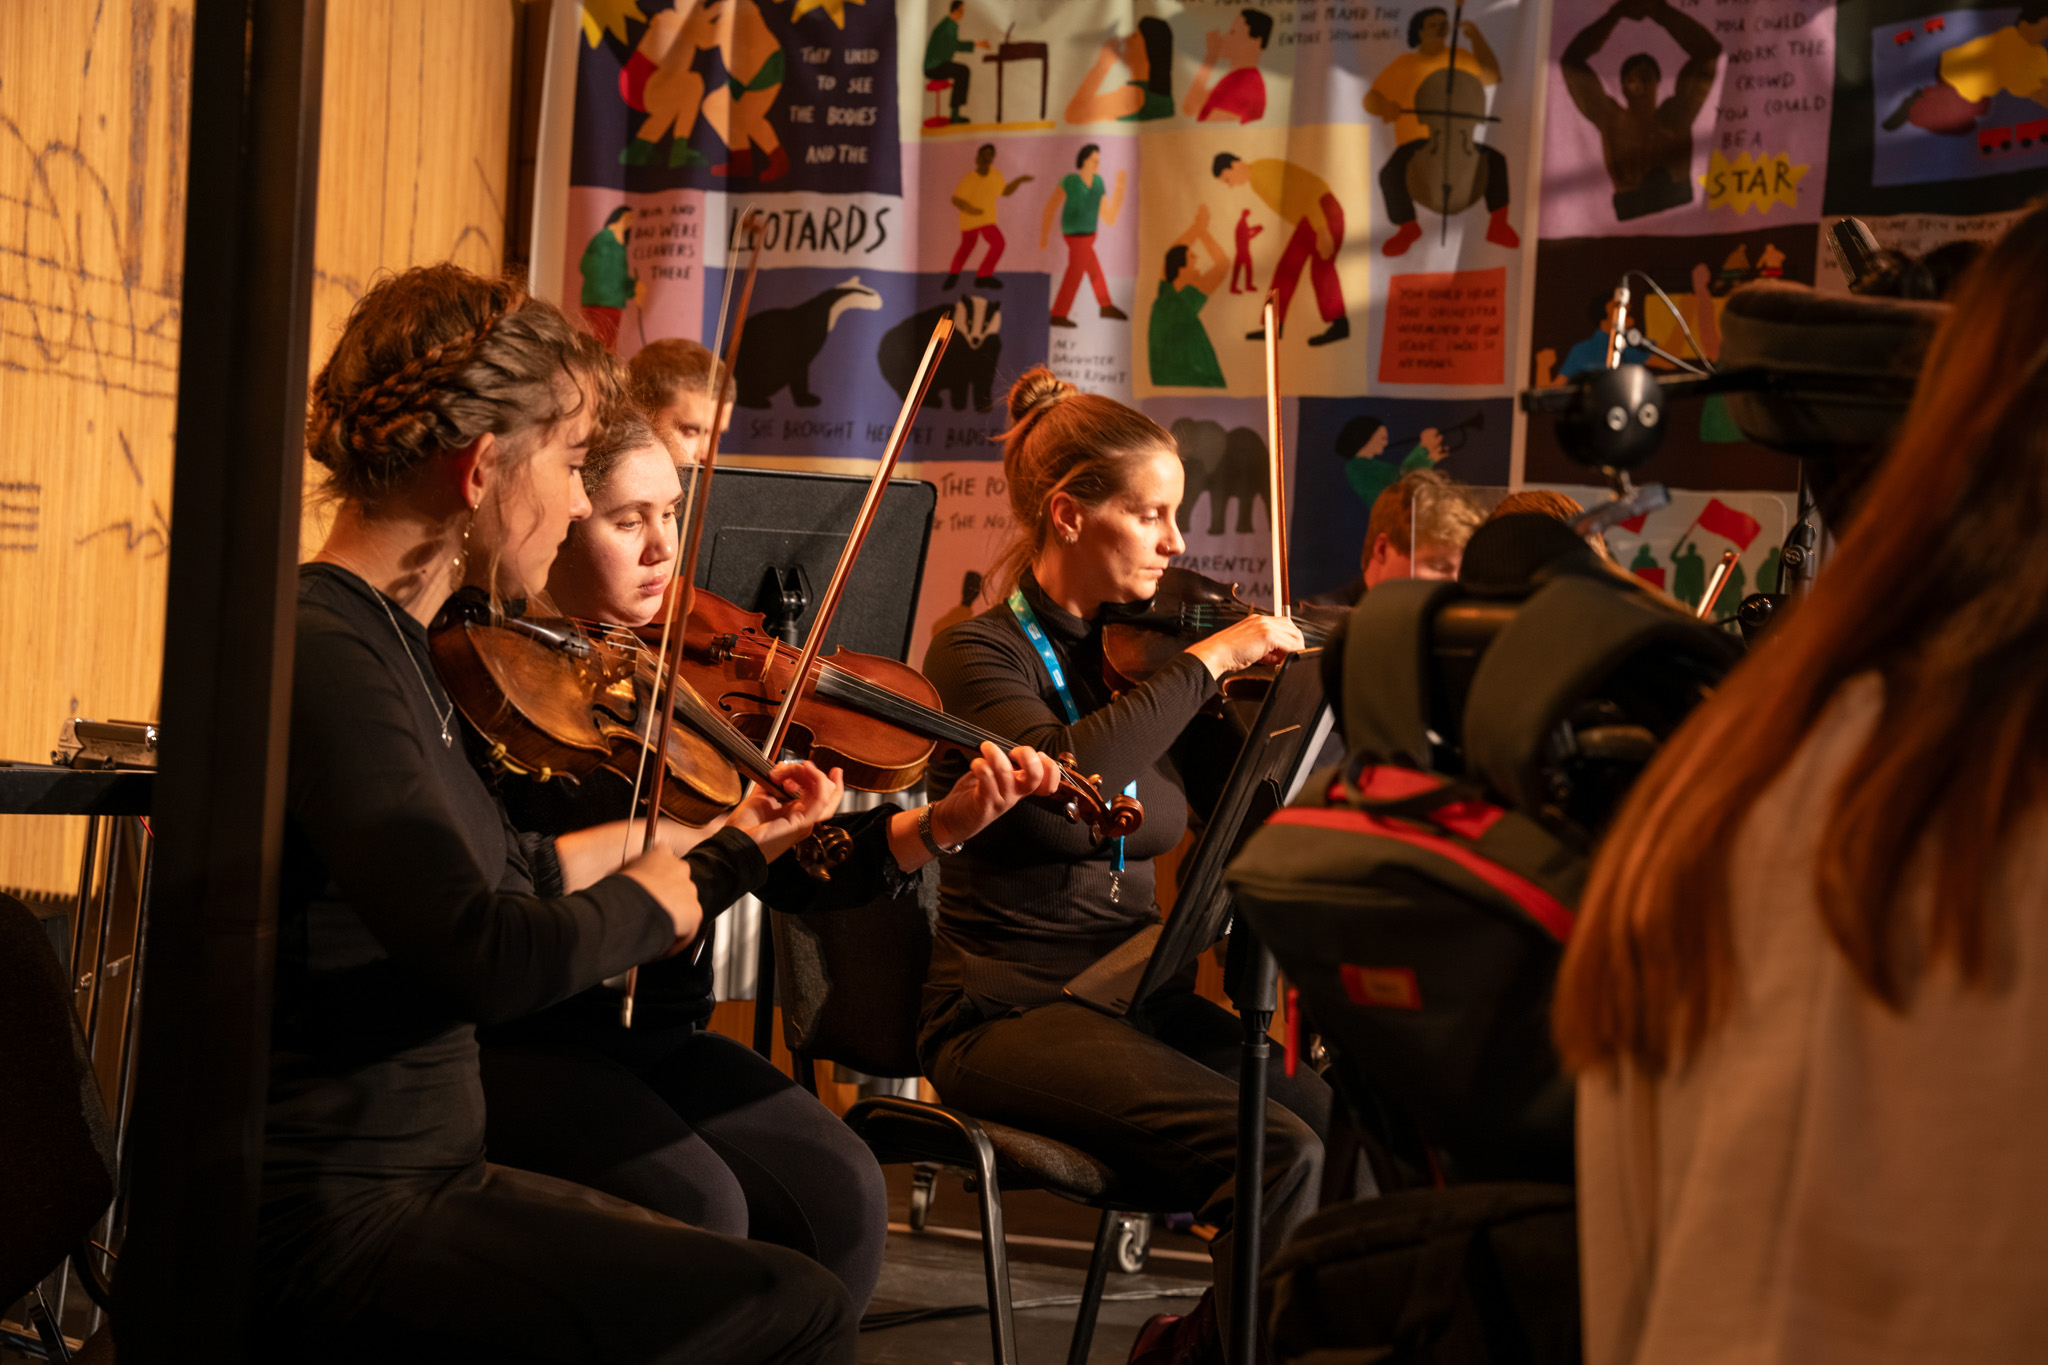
[877,295,1003,413]
[734,277,884,408]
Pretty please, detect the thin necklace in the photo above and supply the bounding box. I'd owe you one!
[374,590,456,748]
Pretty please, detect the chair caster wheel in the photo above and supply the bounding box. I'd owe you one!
[1114,1212,1152,1274]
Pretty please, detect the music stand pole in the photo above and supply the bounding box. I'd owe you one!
[1230,925,1279,1365]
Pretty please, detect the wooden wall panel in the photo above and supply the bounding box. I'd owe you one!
[2,0,515,898]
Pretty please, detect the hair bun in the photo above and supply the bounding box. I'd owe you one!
[1006,366,1073,424]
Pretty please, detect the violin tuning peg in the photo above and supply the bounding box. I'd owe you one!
[1057,751,1078,769]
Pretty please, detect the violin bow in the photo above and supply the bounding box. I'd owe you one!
[1261,294,1292,620]
[757,316,956,766]
[617,206,766,1026]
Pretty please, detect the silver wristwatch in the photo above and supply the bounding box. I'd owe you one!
[918,804,963,858]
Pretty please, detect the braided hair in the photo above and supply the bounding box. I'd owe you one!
[988,366,1175,599]
[307,264,620,507]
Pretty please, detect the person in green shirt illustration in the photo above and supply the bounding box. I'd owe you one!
[1064,17,1175,124]
[1040,144,1128,328]
[924,0,988,125]
[1334,414,1449,511]
[1147,205,1228,389]
[578,206,637,351]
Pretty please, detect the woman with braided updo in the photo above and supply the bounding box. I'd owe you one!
[276,263,853,1363]
[917,368,1331,1365]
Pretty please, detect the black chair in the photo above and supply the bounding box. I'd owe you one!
[1,892,119,1361]
[773,885,1185,1365]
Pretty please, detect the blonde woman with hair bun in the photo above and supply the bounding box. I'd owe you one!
[917,367,1328,1364]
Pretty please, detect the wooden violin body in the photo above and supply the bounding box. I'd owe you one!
[429,610,759,828]
[652,583,1142,841]
[667,588,937,793]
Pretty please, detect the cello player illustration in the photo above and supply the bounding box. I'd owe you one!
[1365,4,1520,256]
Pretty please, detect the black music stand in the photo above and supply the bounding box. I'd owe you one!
[690,466,936,657]
[689,466,936,1055]
[1062,651,1332,1365]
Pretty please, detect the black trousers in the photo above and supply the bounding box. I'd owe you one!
[923,991,1332,1350]
[1379,138,1510,224]
[927,60,972,111]
[281,1163,856,1365]
[481,1025,889,1308]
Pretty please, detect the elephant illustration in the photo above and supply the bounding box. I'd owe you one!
[877,295,1003,413]
[1169,417,1269,535]
[733,276,883,407]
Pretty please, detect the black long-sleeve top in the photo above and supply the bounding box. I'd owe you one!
[482,764,914,1047]
[917,570,1220,1047]
[261,566,677,1319]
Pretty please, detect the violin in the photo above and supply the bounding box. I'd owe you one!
[428,601,786,828]
[655,584,1143,843]
[1099,567,1347,700]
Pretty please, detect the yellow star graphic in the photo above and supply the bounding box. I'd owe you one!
[582,0,649,48]
[790,0,864,27]
[1700,151,1811,215]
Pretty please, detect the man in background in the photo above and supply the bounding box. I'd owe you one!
[629,337,733,465]
[1311,467,1482,607]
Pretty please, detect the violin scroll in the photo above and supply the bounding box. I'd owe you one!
[1051,751,1146,842]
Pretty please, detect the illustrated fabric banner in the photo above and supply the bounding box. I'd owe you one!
[550,0,1542,659]
[544,0,2048,664]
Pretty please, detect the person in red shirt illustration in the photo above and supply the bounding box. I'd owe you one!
[1184,10,1272,124]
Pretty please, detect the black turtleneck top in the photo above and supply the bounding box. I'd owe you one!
[917,569,1221,1046]
[263,565,677,1318]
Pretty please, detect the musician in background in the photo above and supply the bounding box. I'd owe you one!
[1484,488,1615,562]
[1556,206,2048,1364]
[272,263,854,1362]
[477,408,1061,1313]
[919,368,1329,1365]
[628,336,730,465]
[1365,7,1519,257]
[1310,466,1481,608]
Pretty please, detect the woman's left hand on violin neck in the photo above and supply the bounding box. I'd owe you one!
[727,760,848,864]
[887,742,1063,872]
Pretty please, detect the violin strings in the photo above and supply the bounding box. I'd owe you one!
[571,620,1090,790]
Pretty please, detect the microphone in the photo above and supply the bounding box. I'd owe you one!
[1828,217,1886,293]
[1606,279,1632,370]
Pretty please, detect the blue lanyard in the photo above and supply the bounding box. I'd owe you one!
[1007,589,1138,871]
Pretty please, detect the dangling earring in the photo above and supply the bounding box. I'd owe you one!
[452,504,476,582]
